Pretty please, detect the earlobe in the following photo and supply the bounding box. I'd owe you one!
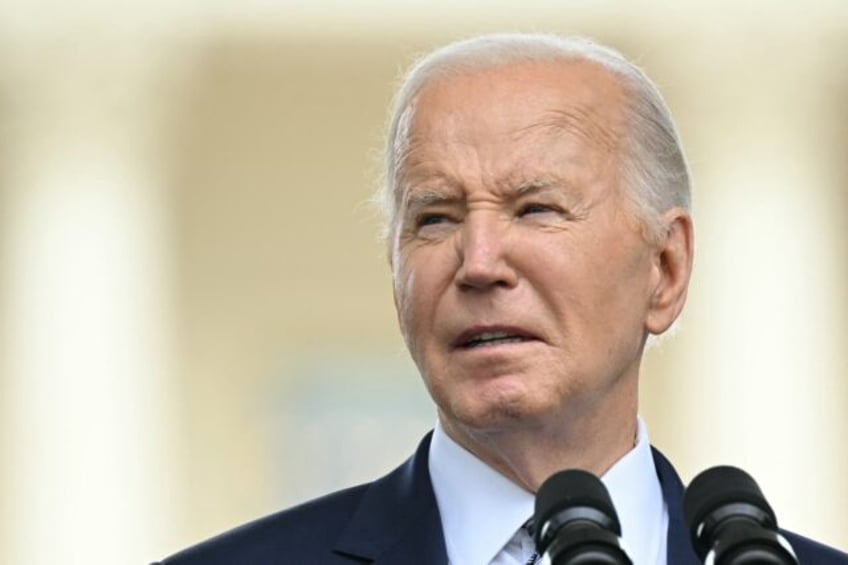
[645,209,694,335]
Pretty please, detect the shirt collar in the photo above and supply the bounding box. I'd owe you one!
[429,421,535,564]
[428,417,668,564]
[602,417,669,564]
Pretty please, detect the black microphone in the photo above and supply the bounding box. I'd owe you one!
[683,465,798,565]
[534,469,632,565]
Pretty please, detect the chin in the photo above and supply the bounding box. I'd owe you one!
[449,393,544,432]
[428,367,553,429]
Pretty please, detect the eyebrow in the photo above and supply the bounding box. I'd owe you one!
[512,180,563,197]
[402,181,570,221]
[403,187,462,214]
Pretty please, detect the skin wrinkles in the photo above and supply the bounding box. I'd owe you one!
[397,120,613,247]
[512,107,621,156]
[395,82,625,241]
[391,60,693,492]
[401,181,590,246]
[399,110,618,212]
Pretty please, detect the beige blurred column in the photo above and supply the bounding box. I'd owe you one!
[0,36,183,564]
[660,32,848,548]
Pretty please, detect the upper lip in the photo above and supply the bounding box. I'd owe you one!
[451,325,542,348]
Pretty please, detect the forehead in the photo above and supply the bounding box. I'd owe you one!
[405,60,625,158]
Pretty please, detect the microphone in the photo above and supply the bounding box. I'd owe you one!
[683,465,798,565]
[533,469,632,565]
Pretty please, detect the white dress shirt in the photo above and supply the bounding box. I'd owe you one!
[429,417,669,564]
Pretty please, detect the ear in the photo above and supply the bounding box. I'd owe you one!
[645,208,694,335]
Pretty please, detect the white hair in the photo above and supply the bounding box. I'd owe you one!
[378,33,691,244]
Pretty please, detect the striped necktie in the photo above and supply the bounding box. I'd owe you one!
[523,520,540,565]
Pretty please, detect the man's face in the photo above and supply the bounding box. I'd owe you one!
[392,61,663,434]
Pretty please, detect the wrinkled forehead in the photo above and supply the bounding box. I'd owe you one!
[394,60,627,182]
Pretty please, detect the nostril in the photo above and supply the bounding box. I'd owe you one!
[455,255,517,291]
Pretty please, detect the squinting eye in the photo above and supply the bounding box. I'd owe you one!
[417,214,450,227]
[518,203,555,216]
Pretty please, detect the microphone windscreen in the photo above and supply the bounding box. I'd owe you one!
[534,469,622,543]
[683,465,778,535]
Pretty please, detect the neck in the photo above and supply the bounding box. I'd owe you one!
[439,381,638,493]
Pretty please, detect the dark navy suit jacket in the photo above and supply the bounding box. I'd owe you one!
[157,433,847,564]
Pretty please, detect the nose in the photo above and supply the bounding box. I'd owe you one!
[454,212,518,290]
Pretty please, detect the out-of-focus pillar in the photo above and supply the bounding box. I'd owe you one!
[662,40,848,548]
[0,38,182,564]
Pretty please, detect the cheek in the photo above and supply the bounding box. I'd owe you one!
[397,245,453,303]
[393,267,417,337]
[394,256,438,345]
[530,244,646,343]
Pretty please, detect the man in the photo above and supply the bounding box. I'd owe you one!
[156,33,847,564]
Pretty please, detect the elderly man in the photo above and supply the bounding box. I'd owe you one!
[157,34,847,564]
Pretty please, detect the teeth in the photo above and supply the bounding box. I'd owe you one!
[475,331,513,341]
[465,331,528,348]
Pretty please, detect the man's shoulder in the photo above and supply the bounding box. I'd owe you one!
[651,446,848,564]
[784,530,848,564]
[156,483,372,565]
[154,432,441,565]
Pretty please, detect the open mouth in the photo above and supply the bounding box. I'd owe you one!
[454,327,539,350]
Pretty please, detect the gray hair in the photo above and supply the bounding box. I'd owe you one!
[379,33,691,245]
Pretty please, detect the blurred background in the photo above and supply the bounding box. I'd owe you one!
[1,1,846,563]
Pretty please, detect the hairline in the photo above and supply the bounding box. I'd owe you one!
[379,34,691,251]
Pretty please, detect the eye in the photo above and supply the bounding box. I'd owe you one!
[416,213,451,227]
[518,202,557,216]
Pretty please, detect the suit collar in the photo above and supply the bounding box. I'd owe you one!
[334,434,698,565]
[652,446,701,565]
[334,432,447,564]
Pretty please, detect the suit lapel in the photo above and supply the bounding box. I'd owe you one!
[652,447,701,565]
[334,436,699,564]
[334,432,448,565]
